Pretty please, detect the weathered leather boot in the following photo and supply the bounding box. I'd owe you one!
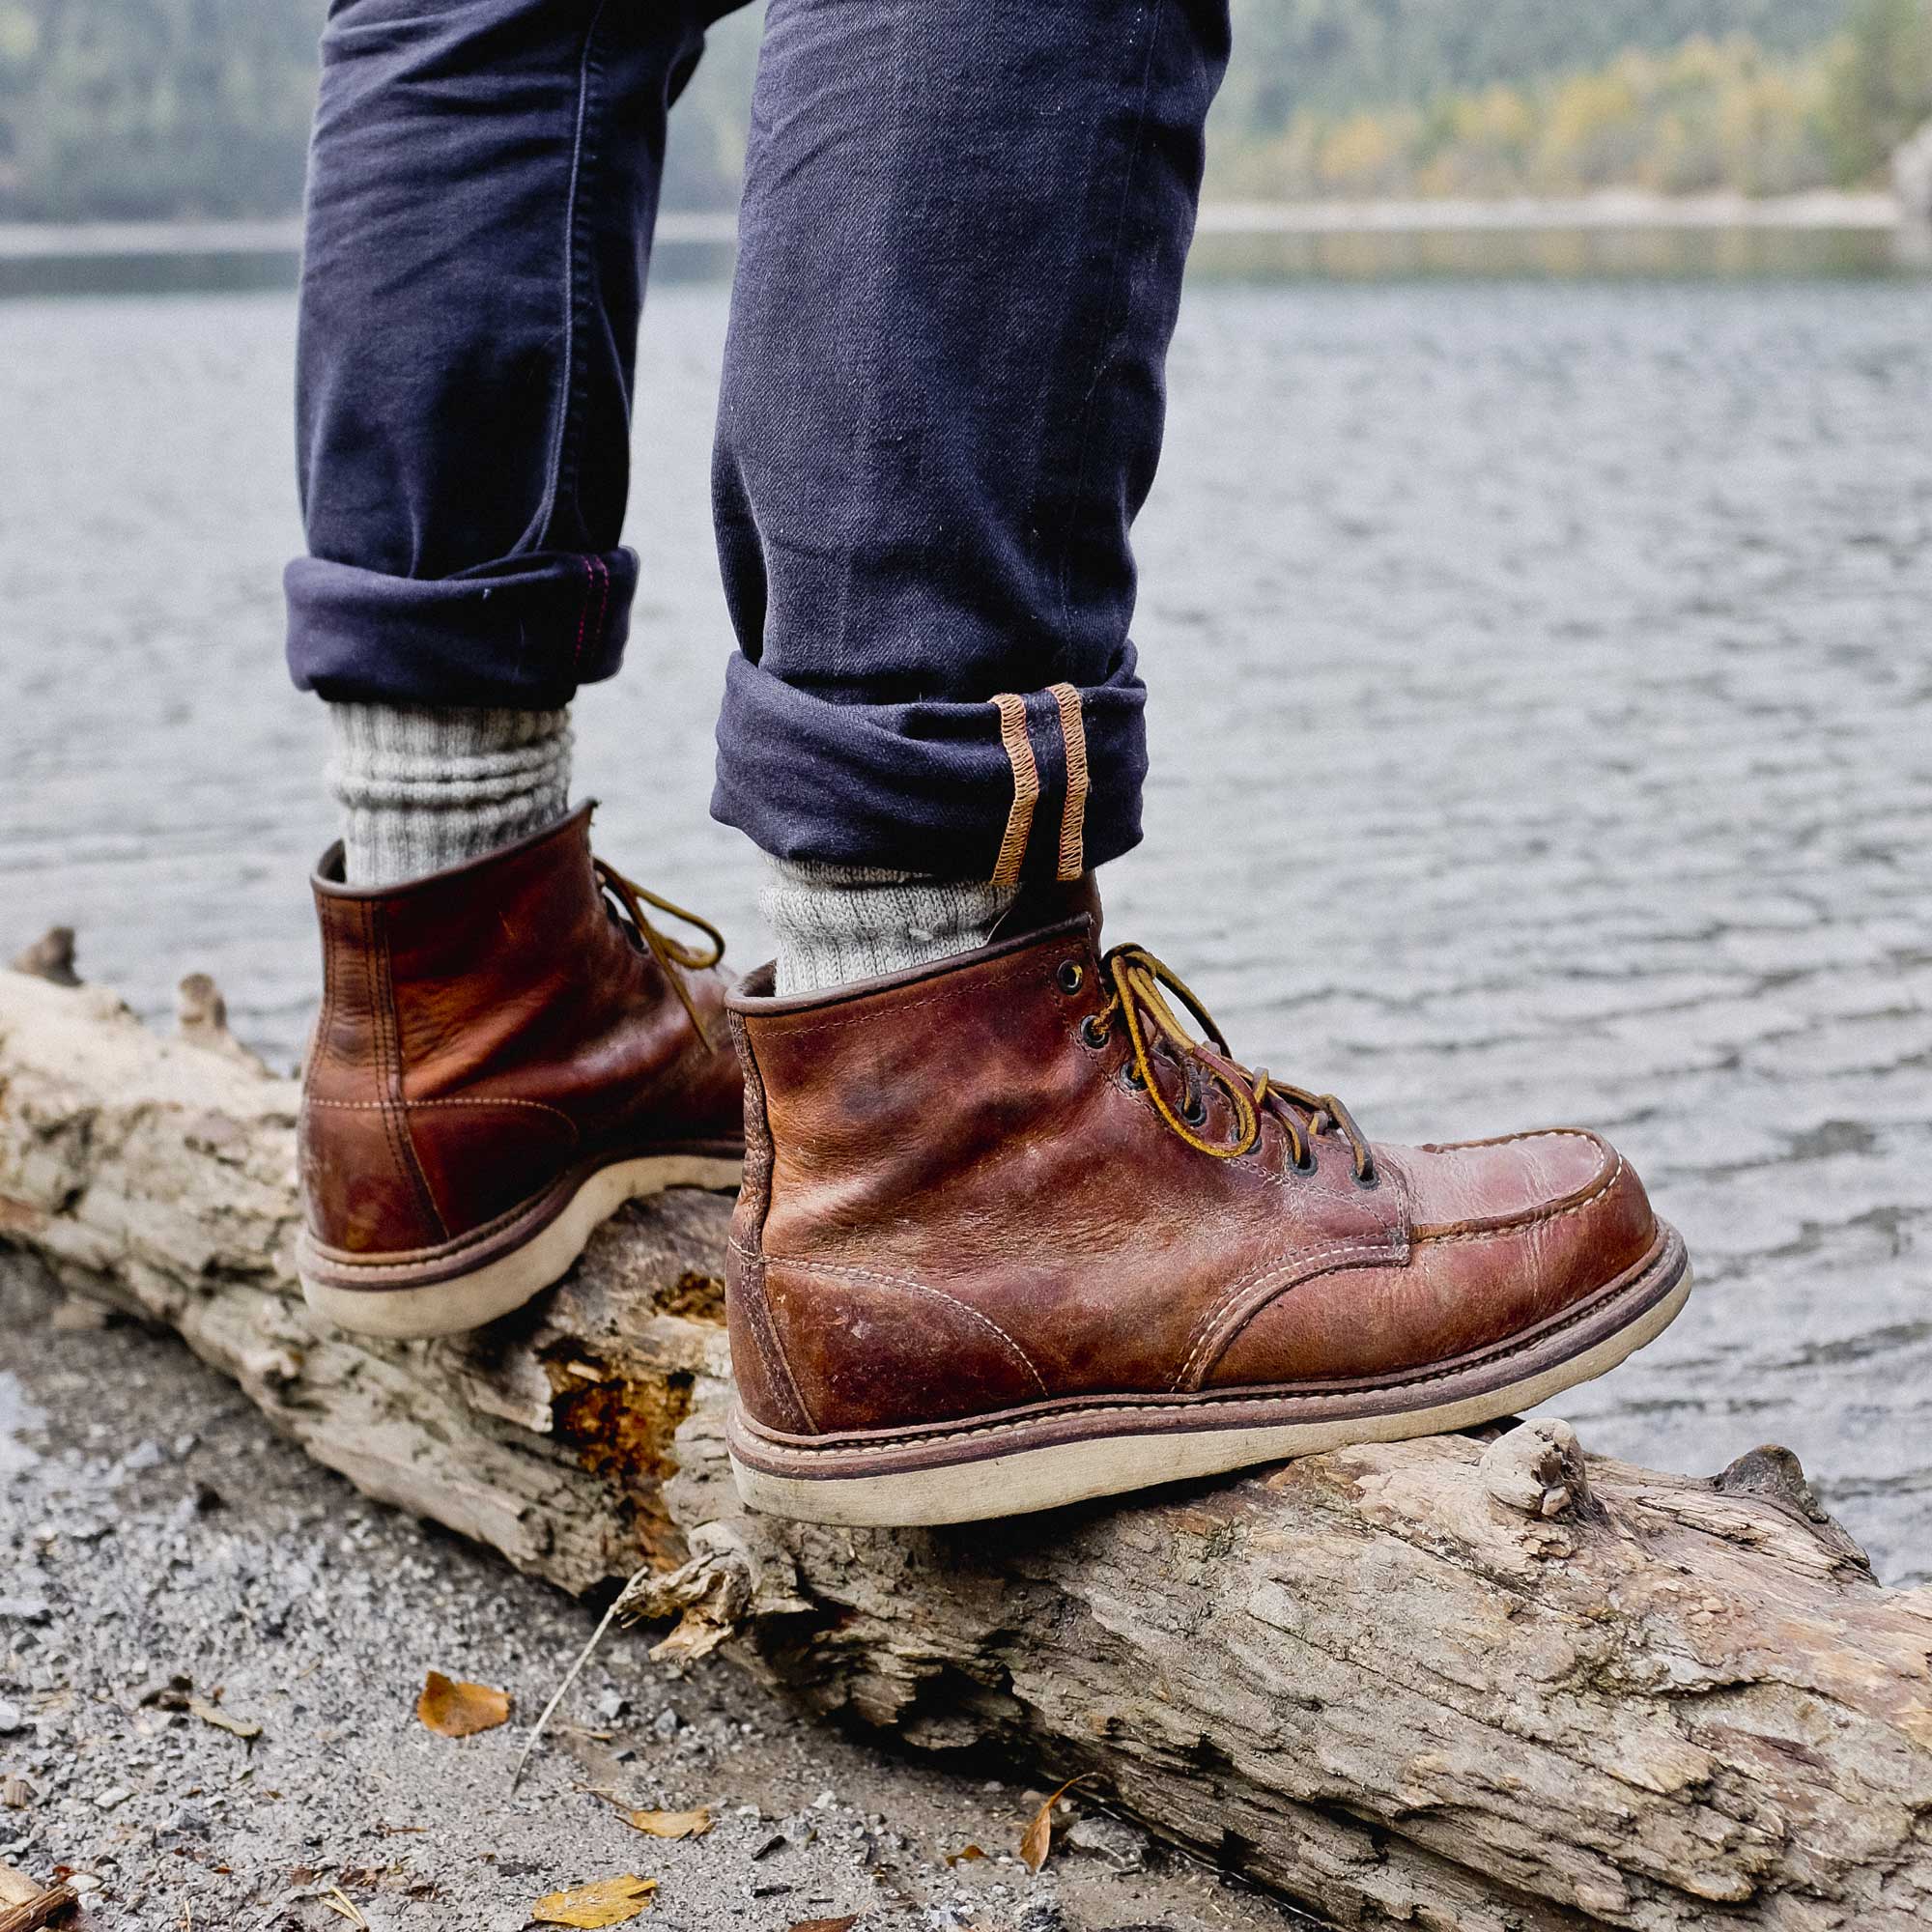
[298,806,744,1339]
[724,897,1690,1525]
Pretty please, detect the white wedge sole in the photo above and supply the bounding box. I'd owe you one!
[299,1152,743,1340]
[730,1258,1691,1528]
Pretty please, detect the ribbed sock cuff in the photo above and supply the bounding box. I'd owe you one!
[326,702,573,887]
[762,858,1018,995]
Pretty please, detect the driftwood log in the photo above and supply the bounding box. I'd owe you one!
[1,949,1928,1932]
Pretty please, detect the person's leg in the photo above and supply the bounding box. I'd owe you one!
[711,0,1232,987]
[286,0,750,1342]
[707,2,1692,1527]
[288,0,713,883]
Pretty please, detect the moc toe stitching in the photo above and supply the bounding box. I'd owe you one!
[729,1225,1685,1463]
[1399,1126,1620,1239]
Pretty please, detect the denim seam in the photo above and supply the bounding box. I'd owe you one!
[1055,0,1161,658]
[524,0,613,565]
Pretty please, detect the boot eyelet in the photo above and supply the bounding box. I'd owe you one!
[1124,1063,1147,1090]
[1056,959,1084,995]
[1353,1161,1379,1190]
[1181,1093,1208,1128]
[1080,1014,1110,1050]
[1293,1146,1320,1176]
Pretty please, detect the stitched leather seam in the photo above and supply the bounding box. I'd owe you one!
[741,1249,818,1435]
[1412,1153,1624,1246]
[311,895,341,1074]
[360,903,422,1233]
[303,1095,580,1141]
[1180,1163,1416,1388]
[732,1029,815,1434]
[1424,1126,1603,1155]
[368,902,447,1243]
[1172,1237,1406,1391]
[761,1254,1052,1400]
[740,1236,1681,1459]
[756,952,1051,1043]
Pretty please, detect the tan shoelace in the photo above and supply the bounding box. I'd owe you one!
[1088,943,1376,1182]
[594,858,725,1043]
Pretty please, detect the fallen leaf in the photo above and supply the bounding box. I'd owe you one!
[531,1874,659,1927]
[784,1919,861,1932]
[623,1807,711,1840]
[943,1844,985,1866]
[416,1670,511,1738]
[187,1697,261,1740]
[1018,1774,1091,1875]
[320,1889,370,1929]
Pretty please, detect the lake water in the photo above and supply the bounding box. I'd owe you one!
[2,250,1928,1580]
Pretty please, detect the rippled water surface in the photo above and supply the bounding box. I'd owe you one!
[2,268,1928,1577]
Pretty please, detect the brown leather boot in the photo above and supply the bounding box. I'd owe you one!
[723,898,1690,1525]
[298,806,744,1339]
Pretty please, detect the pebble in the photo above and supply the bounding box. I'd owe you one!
[94,1786,133,1810]
[1065,1810,1151,1873]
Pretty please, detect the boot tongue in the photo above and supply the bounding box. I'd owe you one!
[988,871,1103,946]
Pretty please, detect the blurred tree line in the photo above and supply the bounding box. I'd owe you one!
[0,0,1928,221]
[1210,0,1932,198]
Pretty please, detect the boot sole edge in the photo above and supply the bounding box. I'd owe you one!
[728,1228,1690,1526]
[298,1152,745,1339]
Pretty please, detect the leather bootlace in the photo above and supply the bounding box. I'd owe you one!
[594,858,726,1043]
[1089,943,1375,1182]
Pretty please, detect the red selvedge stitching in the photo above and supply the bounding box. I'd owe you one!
[571,554,593,674]
[588,554,610,656]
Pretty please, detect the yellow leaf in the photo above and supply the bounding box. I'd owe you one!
[531,1874,659,1928]
[1018,1774,1090,1875]
[784,1919,861,1932]
[187,1696,262,1740]
[943,1844,985,1867]
[624,1807,711,1840]
[415,1670,511,1738]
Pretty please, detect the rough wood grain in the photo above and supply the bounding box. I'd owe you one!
[0,1859,77,1932]
[2,954,1928,1931]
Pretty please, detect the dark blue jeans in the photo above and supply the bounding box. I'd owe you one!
[288,0,1230,881]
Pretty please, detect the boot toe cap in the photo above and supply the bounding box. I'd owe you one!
[1207,1127,1662,1389]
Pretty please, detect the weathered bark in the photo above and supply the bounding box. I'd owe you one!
[1,954,1928,1932]
[0,1860,78,1932]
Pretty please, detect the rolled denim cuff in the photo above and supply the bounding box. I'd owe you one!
[285,546,636,708]
[710,640,1148,881]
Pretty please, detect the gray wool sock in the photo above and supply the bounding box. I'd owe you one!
[326,703,573,887]
[762,858,1018,995]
